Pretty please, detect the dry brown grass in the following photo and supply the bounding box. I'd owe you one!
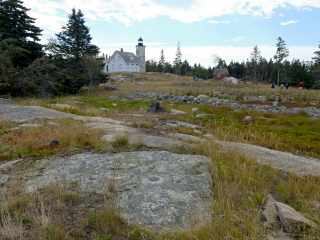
[2,72,320,238]
[0,119,106,159]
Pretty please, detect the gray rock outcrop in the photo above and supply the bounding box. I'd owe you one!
[275,202,317,233]
[25,151,212,229]
[0,98,14,105]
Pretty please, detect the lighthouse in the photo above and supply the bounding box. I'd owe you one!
[136,37,146,73]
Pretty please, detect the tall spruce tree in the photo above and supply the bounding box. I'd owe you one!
[53,8,99,60]
[0,0,43,68]
[250,45,261,80]
[274,37,289,86]
[173,42,182,75]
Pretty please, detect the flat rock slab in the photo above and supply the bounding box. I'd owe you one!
[167,133,208,143]
[0,105,81,123]
[25,151,212,229]
[217,141,320,176]
[129,134,181,147]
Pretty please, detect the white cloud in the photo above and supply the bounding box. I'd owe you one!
[208,20,231,24]
[29,11,67,33]
[279,13,284,17]
[226,37,245,42]
[23,0,320,27]
[302,7,312,11]
[281,20,299,25]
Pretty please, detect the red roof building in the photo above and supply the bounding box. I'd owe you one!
[213,67,228,80]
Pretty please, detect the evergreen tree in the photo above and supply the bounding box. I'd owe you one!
[52,8,99,60]
[274,37,289,86]
[159,49,165,73]
[312,42,320,88]
[0,0,43,67]
[173,42,182,75]
[250,45,261,80]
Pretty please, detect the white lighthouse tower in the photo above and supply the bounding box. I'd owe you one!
[136,37,146,73]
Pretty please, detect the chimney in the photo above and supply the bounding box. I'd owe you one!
[105,54,108,59]
[121,48,123,52]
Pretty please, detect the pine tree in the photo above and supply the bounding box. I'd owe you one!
[173,42,182,75]
[53,8,99,60]
[0,0,43,67]
[159,49,165,73]
[274,37,289,86]
[250,45,261,80]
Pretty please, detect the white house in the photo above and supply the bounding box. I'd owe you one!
[103,37,146,73]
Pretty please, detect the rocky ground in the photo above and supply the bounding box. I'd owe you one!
[1,101,319,237]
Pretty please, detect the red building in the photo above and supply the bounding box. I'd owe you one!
[213,67,228,80]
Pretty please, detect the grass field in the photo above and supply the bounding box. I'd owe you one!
[1,72,320,239]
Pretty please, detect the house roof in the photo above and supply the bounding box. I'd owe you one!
[213,68,228,75]
[117,51,140,64]
[103,50,141,64]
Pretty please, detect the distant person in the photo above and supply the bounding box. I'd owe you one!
[271,83,275,88]
[281,84,284,89]
[286,83,289,90]
[299,82,304,90]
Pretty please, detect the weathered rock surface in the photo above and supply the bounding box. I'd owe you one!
[0,174,10,185]
[167,133,208,143]
[0,98,14,105]
[262,195,279,229]
[217,141,320,176]
[0,105,81,122]
[0,159,23,171]
[275,202,317,233]
[25,151,212,229]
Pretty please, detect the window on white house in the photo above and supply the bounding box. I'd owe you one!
[112,64,114,70]
[118,56,121,61]
[131,64,134,69]
[126,63,129,69]
[119,64,122,69]
[113,57,115,62]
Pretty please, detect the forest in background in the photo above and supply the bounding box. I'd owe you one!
[1,0,320,99]
[147,41,320,89]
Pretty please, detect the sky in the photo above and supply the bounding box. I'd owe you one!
[24,0,320,68]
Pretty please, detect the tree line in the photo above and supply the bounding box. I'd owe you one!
[147,38,320,89]
[0,0,106,98]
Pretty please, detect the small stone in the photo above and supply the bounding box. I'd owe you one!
[242,116,252,123]
[196,114,215,118]
[49,140,59,146]
[109,96,119,100]
[192,108,199,112]
[100,108,110,111]
[147,102,165,112]
[112,103,117,107]
[170,109,186,115]
[148,176,160,182]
